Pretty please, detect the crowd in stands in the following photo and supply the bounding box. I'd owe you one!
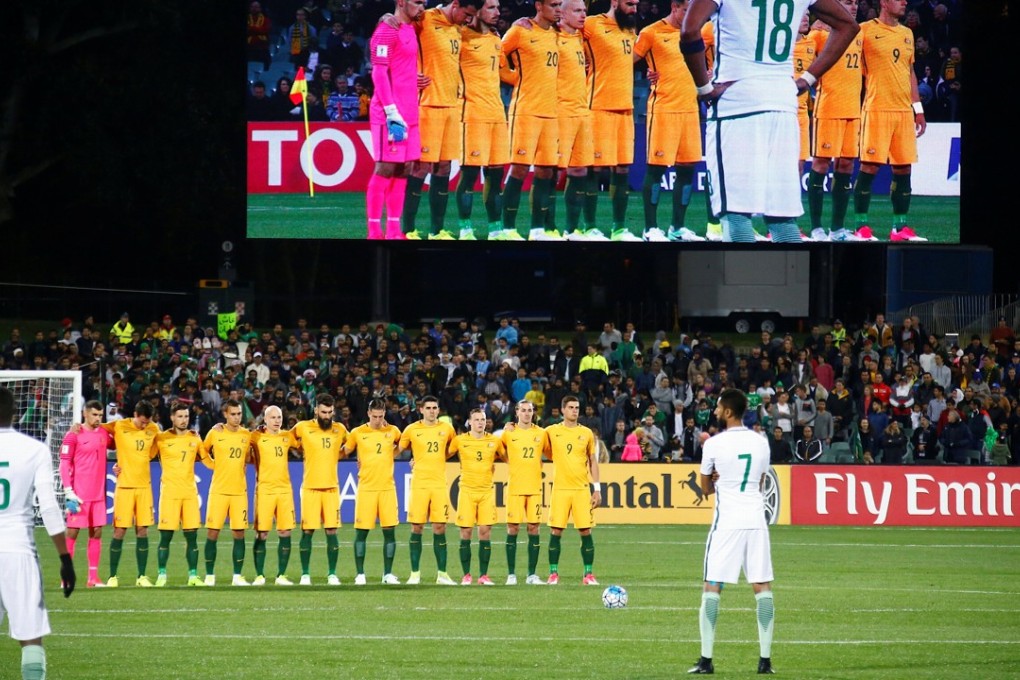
[246,0,964,123]
[2,305,1017,466]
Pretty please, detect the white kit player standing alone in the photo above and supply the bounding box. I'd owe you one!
[688,388,775,675]
[0,387,76,680]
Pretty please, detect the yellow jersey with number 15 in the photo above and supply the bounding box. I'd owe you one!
[294,420,347,490]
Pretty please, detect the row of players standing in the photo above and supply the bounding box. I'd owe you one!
[364,0,924,244]
[59,392,602,589]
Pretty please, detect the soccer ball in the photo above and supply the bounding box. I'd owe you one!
[602,585,628,609]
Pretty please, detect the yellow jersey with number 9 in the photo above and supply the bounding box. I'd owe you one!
[545,422,594,490]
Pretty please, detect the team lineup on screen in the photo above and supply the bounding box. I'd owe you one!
[247,0,961,243]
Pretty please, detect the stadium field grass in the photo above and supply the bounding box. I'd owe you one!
[6,524,1017,678]
[247,193,960,243]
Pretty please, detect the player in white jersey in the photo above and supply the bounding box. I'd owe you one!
[687,388,775,675]
[0,387,76,680]
[680,0,858,243]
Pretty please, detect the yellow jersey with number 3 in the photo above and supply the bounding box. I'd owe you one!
[450,432,504,490]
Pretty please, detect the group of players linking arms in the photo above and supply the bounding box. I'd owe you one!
[61,392,601,587]
[366,0,928,243]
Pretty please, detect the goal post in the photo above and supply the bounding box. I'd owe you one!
[0,370,83,521]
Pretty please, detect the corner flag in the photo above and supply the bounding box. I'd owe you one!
[290,67,307,105]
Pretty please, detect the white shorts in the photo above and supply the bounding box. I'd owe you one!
[0,553,51,640]
[702,527,774,585]
[705,111,803,218]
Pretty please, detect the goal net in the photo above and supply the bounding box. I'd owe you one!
[0,370,83,524]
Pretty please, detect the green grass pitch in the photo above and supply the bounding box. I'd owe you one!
[247,192,960,243]
[5,524,1017,678]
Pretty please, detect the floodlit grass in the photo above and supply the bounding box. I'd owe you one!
[247,192,960,243]
[3,524,1016,678]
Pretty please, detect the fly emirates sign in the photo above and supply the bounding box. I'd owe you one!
[791,467,1020,527]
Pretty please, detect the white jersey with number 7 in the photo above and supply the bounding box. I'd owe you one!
[700,427,771,531]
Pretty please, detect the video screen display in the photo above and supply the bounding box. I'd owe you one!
[246,1,961,243]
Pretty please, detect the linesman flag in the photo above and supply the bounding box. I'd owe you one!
[290,67,314,197]
[290,66,307,105]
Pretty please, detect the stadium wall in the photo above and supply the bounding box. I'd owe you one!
[247,122,960,197]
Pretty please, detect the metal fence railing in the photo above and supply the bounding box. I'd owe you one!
[888,294,1019,345]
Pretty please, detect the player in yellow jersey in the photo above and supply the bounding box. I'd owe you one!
[698,16,724,240]
[497,0,561,241]
[556,0,607,242]
[449,408,505,585]
[399,396,458,584]
[544,395,600,585]
[806,0,868,242]
[583,0,639,241]
[853,0,927,242]
[201,399,252,586]
[102,401,159,588]
[402,0,481,240]
[499,400,549,585]
[454,0,510,241]
[292,393,347,585]
[633,0,707,243]
[793,13,817,167]
[154,402,208,587]
[250,405,299,586]
[344,399,403,584]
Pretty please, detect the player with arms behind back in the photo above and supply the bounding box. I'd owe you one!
[680,0,858,243]
[0,387,76,680]
[688,388,775,675]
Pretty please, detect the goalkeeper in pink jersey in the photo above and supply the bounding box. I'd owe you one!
[364,0,426,240]
[59,400,113,588]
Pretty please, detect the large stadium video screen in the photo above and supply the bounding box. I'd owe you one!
[246,3,961,243]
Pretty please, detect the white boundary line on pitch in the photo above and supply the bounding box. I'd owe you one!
[50,605,1020,615]
[46,632,1020,645]
[612,540,1020,548]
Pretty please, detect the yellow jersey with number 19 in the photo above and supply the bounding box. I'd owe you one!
[417,7,463,107]
[104,419,160,489]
